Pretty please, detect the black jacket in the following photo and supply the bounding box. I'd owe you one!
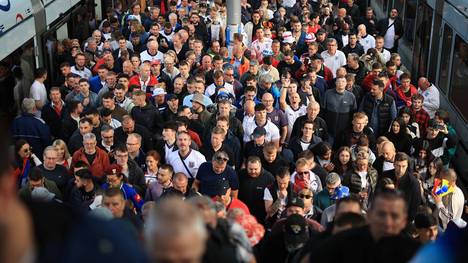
[114,124,153,152]
[376,17,404,49]
[289,136,323,160]
[123,159,146,197]
[381,170,422,221]
[311,226,419,263]
[291,116,329,142]
[130,103,164,135]
[41,102,69,139]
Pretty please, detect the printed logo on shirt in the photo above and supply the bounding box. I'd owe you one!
[189,161,195,168]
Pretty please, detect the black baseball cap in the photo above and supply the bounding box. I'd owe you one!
[286,197,304,209]
[166,93,178,101]
[208,178,230,197]
[284,214,309,251]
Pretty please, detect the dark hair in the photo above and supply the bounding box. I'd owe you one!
[28,167,43,181]
[390,117,407,137]
[334,212,366,229]
[102,91,114,100]
[336,195,362,212]
[147,150,162,163]
[394,152,410,163]
[372,79,384,89]
[79,117,93,125]
[34,67,47,79]
[73,160,89,170]
[100,107,113,117]
[163,121,178,131]
[104,187,124,199]
[276,166,291,179]
[254,103,266,112]
[371,189,407,212]
[114,144,128,153]
[398,107,415,123]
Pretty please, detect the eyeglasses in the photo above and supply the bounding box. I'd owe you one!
[215,156,229,163]
[23,147,32,153]
[299,194,312,199]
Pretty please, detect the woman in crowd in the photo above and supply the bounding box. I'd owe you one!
[53,139,72,169]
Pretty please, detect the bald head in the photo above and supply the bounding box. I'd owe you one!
[418,77,430,90]
[381,141,396,162]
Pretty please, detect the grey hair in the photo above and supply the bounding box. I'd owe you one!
[127,133,142,144]
[326,172,341,185]
[82,132,96,142]
[43,146,58,156]
[144,198,207,253]
[22,98,36,113]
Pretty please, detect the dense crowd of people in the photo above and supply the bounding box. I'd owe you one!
[0,0,467,262]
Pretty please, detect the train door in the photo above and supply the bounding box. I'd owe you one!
[436,23,454,94]
[411,2,433,79]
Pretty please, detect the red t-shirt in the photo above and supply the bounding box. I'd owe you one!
[226,198,250,215]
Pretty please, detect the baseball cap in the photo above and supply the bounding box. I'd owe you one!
[191,93,206,106]
[166,93,178,101]
[414,213,438,229]
[150,60,161,66]
[282,31,295,44]
[210,178,230,197]
[152,87,167,97]
[262,49,274,57]
[216,92,232,103]
[284,214,309,251]
[311,53,323,61]
[105,164,122,176]
[31,187,56,202]
[330,185,350,200]
[427,119,443,130]
[305,33,316,43]
[286,197,304,209]
[252,127,267,138]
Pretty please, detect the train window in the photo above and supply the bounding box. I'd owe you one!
[438,24,453,94]
[428,14,442,83]
[449,36,468,121]
[412,2,433,78]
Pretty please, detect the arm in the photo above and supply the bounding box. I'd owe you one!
[279,87,288,111]
[192,179,201,191]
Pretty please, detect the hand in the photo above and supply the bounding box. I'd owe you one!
[278,190,287,199]
[191,113,199,120]
[359,191,368,200]
[432,192,442,205]
[324,163,335,172]
[83,97,90,106]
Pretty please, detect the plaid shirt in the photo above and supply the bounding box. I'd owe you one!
[412,107,430,136]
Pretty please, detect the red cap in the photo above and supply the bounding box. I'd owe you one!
[105,164,122,175]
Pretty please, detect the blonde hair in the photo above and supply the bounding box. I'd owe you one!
[52,139,71,160]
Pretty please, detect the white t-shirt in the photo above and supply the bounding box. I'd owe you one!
[205,82,235,98]
[379,48,391,63]
[357,171,368,189]
[384,19,396,49]
[140,50,164,63]
[166,149,206,179]
[359,34,376,53]
[30,80,48,106]
[321,50,347,78]
[383,161,394,172]
[71,66,92,79]
[284,104,307,135]
[243,119,280,143]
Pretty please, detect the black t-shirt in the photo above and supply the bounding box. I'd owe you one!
[238,169,275,225]
[39,164,72,194]
[85,152,96,166]
[261,155,292,176]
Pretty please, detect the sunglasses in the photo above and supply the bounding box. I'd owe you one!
[23,147,32,153]
[299,194,312,199]
[297,171,309,176]
[215,156,229,162]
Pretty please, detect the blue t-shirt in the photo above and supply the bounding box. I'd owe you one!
[197,162,239,197]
